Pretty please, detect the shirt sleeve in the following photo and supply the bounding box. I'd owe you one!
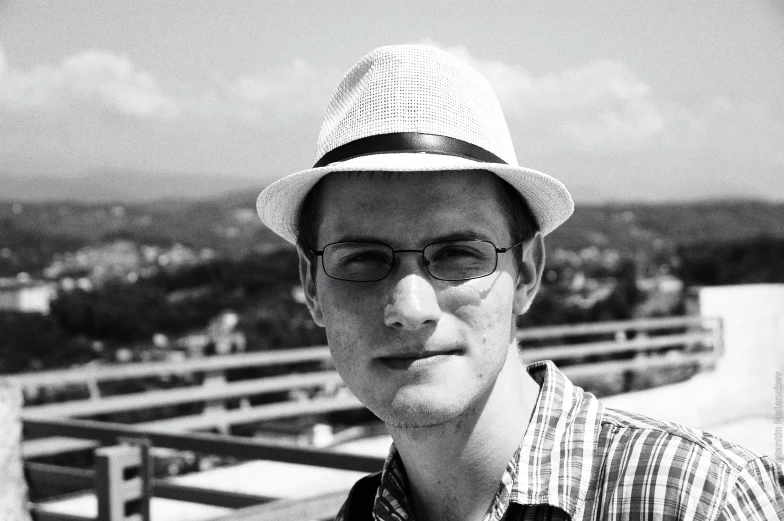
[717,456,784,520]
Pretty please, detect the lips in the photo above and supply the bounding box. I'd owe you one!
[381,349,459,360]
[377,349,461,370]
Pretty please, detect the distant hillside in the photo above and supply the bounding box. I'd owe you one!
[548,200,784,251]
[2,193,783,277]
[678,237,784,286]
[0,170,264,203]
[0,190,283,275]
[1,193,282,253]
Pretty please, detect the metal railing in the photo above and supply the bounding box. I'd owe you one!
[12,315,722,521]
[24,417,384,521]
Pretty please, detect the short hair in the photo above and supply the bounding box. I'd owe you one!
[297,171,539,280]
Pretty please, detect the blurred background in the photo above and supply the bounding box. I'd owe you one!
[1,2,783,520]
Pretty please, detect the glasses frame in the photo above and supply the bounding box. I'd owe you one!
[309,238,525,282]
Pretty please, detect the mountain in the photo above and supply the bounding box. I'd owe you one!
[0,170,265,203]
[3,185,784,279]
[548,200,784,250]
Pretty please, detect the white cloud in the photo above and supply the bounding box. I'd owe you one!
[0,46,340,177]
[0,42,781,200]
[0,45,179,118]
[434,43,666,154]
[0,42,663,151]
[451,45,781,166]
[0,46,340,147]
[222,57,338,126]
[228,58,322,102]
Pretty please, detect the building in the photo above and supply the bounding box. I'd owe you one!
[207,311,246,355]
[0,276,55,314]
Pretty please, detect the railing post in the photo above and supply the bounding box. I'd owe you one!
[202,369,229,434]
[95,441,151,521]
[87,364,102,401]
[714,316,724,359]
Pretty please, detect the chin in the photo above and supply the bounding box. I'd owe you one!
[367,384,474,429]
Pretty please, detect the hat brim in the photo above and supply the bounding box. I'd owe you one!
[256,153,574,245]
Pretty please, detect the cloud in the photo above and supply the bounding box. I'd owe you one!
[222,57,339,125]
[0,46,338,126]
[0,46,346,177]
[228,58,322,103]
[432,42,666,154]
[0,45,179,118]
[0,42,675,155]
[0,42,781,201]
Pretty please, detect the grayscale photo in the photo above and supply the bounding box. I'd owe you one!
[1,1,783,520]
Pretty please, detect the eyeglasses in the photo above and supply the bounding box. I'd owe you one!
[310,239,524,282]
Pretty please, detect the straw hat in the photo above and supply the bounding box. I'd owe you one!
[256,44,573,244]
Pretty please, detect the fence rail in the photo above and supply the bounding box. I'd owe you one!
[23,371,346,419]
[522,331,713,360]
[8,346,333,389]
[517,315,720,340]
[11,315,722,521]
[24,417,384,521]
[26,462,273,509]
[15,316,721,455]
[10,316,719,391]
[24,417,386,473]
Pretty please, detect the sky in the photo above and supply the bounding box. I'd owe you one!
[1,0,783,202]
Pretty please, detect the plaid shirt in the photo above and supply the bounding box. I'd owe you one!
[335,359,784,520]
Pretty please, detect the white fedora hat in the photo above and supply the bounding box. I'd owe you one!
[256,44,574,245]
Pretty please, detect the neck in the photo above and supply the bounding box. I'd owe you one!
[387,344,541,521]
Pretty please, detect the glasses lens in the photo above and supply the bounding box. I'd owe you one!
[424,240,497,280]
[322,242,394,281]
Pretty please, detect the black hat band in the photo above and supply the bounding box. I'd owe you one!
[313,132,508,168]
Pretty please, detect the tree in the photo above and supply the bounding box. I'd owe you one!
[0,311,96,373]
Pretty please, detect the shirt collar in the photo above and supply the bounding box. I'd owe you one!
[372,359,604,521]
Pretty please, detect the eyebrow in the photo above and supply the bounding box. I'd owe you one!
[332,230,497,246]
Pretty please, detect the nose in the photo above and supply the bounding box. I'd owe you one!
[383,254,442,330]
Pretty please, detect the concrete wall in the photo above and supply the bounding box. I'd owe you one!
[602,284,784,458]
[699,283,784,417]
[0,382,32,521]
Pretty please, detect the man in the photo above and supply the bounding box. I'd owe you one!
[257,45,783,520]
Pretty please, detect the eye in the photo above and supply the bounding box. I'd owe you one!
[329,244,392,267]
[344,250,390,264]
[430,244,485,262]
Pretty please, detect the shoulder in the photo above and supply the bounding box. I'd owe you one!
[717,455,784,520]
[333,472,382,521]
[592,406,779,520]
[600,406,766,470]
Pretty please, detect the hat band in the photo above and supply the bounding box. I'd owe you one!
[313,132,507,168]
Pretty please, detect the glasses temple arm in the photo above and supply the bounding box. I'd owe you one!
[495,238,526,253]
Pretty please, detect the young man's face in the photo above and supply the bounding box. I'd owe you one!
[301,170,543,428]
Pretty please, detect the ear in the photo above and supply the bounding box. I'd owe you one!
[512,233,545,315]
[298,249,325,327]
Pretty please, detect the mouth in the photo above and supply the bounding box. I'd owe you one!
[377,349,461,370]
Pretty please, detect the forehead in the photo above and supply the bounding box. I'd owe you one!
[313,170,509,246]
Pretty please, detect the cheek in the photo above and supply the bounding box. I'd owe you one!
[449,274,516,332]
[317,281,380,355]
[449,276,516,369]
[316,285,390,408]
